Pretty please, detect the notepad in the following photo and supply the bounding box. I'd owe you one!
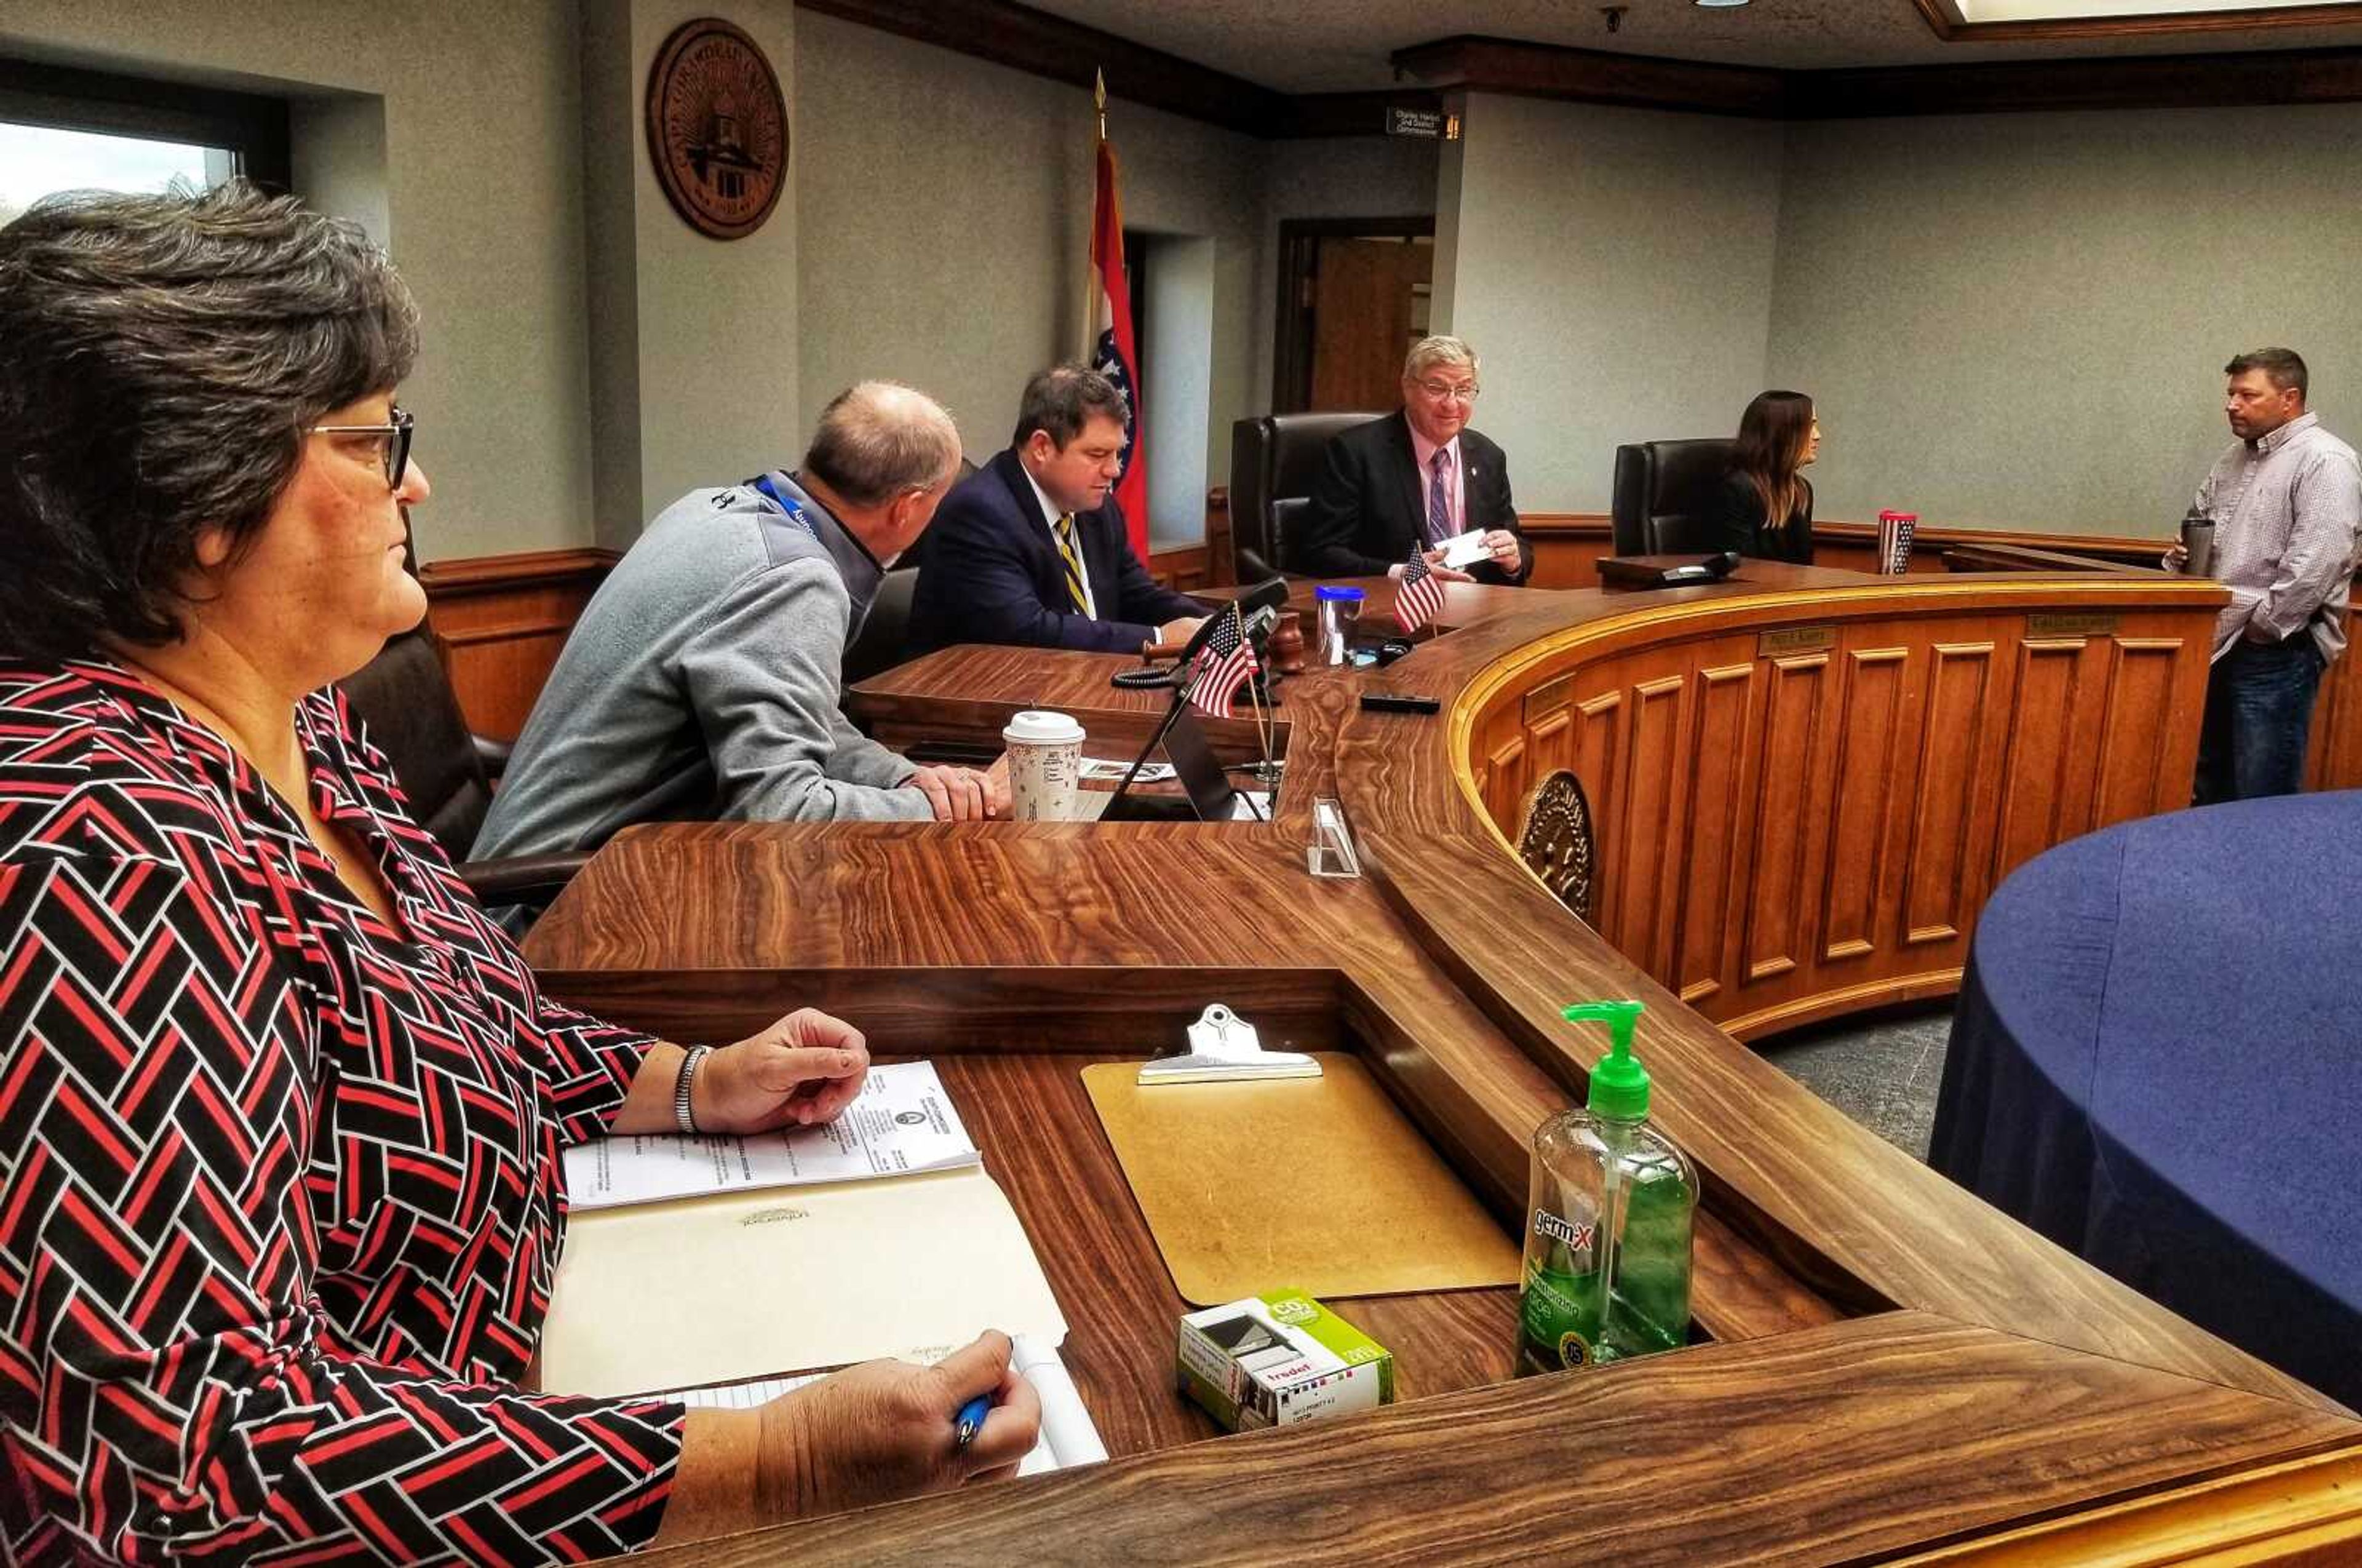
[659,1333,1107,1476]
[541,1063,1068,1400]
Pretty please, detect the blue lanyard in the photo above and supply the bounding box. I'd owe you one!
[750,473,817,538]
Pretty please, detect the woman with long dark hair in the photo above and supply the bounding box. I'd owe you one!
[1705,391,1820,564]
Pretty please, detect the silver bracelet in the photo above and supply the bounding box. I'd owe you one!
[674,1045,713,1135]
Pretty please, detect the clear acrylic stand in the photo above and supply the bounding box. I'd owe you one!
[1306,795,1361,879]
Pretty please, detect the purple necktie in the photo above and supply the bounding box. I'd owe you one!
[1426,447,1452,546]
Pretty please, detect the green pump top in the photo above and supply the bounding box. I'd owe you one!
[1562,1000,1650,1121]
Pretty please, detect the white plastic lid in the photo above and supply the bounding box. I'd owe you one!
[1002,709,1086,746]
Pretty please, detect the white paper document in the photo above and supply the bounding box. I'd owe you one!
[1079,757,1177,783]
[659,1334,1107,1476]
[562,1061,980,1212]
[1437,528,1492,569]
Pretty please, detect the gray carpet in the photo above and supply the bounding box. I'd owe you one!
[1756,1005,1955,1161]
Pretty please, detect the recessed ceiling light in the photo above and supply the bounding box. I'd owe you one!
[1696,0,1751,8]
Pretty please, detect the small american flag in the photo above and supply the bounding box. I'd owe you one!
[1396,548,1446,634]
[1183,605,1260,718]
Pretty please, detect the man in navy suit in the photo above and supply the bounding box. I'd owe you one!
[1295,335,1531,586]
[910,364,1207,655]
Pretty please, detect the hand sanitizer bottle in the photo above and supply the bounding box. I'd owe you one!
[1517,1000,1698,1374]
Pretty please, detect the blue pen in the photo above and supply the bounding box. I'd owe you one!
[953,1393,993,1449]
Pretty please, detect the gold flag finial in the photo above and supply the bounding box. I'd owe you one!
[1094,68,1107,139]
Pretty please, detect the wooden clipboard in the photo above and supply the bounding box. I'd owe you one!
[1083,1053,1519,1307]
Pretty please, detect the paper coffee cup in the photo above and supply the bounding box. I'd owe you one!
[1001,710,1086,822]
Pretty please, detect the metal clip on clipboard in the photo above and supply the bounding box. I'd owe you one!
[1137,1004,1321,1086]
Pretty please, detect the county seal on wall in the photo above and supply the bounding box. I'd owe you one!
[645,17,787,240]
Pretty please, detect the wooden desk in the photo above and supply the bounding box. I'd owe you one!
[533,565,2362,1564]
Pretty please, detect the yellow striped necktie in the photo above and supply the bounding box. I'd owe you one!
[1052,513,1090,613]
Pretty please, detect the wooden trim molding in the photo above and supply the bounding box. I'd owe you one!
[417,547,618,596]
[1391,35,1788,117]
[796,0,2362,132]
[1392,31,2362,118]
[1795,45,2362,117]
[1911,0,2362,46]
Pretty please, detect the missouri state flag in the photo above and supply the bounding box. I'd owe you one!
[1091,92,1149,560]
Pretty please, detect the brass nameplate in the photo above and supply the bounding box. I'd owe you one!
[1522,672,1576,723]
[1757,626,1835,656]
[2027,611,2118,638]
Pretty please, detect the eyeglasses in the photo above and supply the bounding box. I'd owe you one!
[308,405,415,490]
[1414,380,1480,405]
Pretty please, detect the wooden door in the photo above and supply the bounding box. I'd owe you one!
[1308,238,1431,412]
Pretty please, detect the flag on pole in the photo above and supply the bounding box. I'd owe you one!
[1396,549,1447,634]
[1183,606,1260,719]
[1089,71,1149,562]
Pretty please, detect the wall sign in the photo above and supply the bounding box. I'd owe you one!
[645,17,788,240]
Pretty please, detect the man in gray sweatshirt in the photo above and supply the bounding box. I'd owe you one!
[472,381,1000,861]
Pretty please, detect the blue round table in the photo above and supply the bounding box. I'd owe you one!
[1931,791,2361,1407]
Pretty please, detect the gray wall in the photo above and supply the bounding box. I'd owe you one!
[1439,94,1787,515]
[588,0,801,543]
[1767,103,2362,535]
[2,0,596,560]
[794,11,1263,518]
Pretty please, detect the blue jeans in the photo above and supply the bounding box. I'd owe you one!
[2193,634,2326,805]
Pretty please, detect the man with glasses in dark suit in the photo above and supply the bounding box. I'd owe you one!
[1296,335,1531,587]
[909,364,1207,656]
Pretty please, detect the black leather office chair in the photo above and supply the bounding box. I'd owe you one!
[1610,439,1736,556]
[844,564,919,684]
[1228,412,1383,578]
[335,627,589,909]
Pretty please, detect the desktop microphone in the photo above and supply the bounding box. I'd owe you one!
[1114,578,1291,689]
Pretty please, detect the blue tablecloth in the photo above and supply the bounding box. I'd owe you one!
[1931,792,2361,1407]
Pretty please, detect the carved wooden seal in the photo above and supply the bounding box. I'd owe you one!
[645,17,787,241]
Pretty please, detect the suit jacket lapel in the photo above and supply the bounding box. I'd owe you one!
[1388,412,1423,543]
[992,448,1064,599]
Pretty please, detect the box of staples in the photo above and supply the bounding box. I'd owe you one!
[1176,1289,1394,1432]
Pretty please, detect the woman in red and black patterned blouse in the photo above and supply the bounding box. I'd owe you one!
[0,186,1037,1564]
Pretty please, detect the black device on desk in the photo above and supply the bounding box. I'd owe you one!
[1099,708,1262,822]
[1596,551,1743,590]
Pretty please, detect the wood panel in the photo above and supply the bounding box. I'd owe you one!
[1989,637,2091,888]
[1820,647,1912,969]
[1744,653,1834,986]
[420,547,614,742]
[1309,238,1430,413]
[650,1312,2362,1567]
[2306,626,2362,792]
[1454,577,2221,1040]
[1672,657,1757,1006]
[1901,640,2000,948]
[2093,637,2199,824]
[1522,512,1615,589]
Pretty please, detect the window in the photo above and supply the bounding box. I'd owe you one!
[0,56,288,226]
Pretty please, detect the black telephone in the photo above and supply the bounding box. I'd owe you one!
[1656,551,1743,586]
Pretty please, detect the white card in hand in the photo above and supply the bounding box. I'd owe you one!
[1438,530,1491,569]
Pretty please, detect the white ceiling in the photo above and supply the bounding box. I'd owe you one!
[1032,0,2362,91]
